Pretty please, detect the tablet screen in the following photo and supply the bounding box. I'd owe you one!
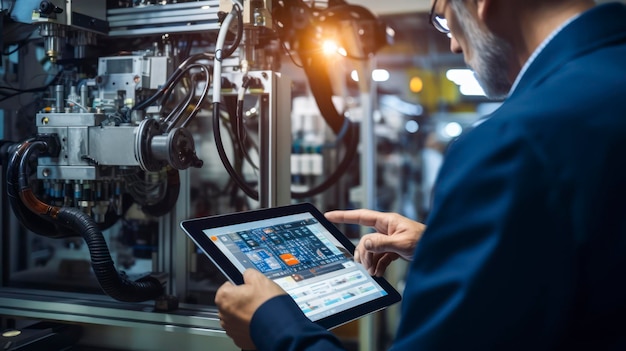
[180,203,401,329]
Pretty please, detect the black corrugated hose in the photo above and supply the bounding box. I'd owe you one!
[55,206,164,302]
[11,138,164,302]
[6,139,69,238]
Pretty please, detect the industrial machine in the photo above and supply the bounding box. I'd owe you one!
[0,0,389,349]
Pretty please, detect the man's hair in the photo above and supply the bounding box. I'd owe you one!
[447,0,515,98]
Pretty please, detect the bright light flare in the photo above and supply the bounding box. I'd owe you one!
[405,120,419,133]
[351,70,360,82]
[443,122,463,138]
[322,40,340,55]
[446,69,486,96]
[351,69,390,82]
[372,69,389,82]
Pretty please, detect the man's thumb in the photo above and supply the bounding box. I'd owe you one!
[242,268,263,283]
[363,233,393,253]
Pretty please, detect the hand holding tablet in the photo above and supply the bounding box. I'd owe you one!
[180,202,401,330]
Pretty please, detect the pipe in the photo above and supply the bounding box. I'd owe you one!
[55,207,164,302]
[6,140,70,238]
[11,139,164,302]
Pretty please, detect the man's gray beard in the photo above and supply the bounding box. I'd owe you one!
[452,1,513,100]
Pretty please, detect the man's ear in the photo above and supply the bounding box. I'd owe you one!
[476,0,492,21]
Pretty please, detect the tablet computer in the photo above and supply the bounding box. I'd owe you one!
[180,202,402,330]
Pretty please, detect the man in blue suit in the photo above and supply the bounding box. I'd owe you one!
[215,0,626,349]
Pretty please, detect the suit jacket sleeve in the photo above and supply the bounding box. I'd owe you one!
[250,294,347,351]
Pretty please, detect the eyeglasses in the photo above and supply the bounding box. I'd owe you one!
[429,0,450,34]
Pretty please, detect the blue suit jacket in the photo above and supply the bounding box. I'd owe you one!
[249,3,626,350]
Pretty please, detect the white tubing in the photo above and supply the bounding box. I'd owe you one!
[212,9,237,103]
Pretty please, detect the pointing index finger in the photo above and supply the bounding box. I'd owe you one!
[325,209,385,227]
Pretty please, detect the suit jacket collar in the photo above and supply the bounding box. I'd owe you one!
[510,3,626,99]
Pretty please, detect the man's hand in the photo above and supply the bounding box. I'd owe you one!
[325,209,425,276]
[215,268,287,350]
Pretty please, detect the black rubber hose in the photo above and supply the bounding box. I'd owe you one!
[221,4,244,59]
[132,65,189,112]
[56,206,164,302]
[301,51,345,135]
[132,5,240,113]
[215,99,359,200]
[291,120,359,199]
[6,140,70,238]
[213,102,259,200]
[10,140,163,302]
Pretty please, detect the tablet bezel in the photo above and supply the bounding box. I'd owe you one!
[180,202,402,330]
